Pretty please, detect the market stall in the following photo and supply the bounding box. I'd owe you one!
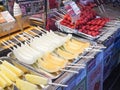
[0,0,120,90]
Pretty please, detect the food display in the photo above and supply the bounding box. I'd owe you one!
[0,57,68,90]
[56,4,110,39]
[0,59,39,90]
[2,28,93,79]
[0,0,119,90]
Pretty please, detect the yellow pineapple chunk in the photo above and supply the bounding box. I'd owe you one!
[0,65,18,81]
[0,71,12,86]
[14,63,28,73]
[43,54,67,68]
[64,45,82,54]
[0,76,7,88]
[38,58,60,73]
[25,74,48,85]
[56,49,76,60]
[2,61,23,76]
[71,39,85,45]
[16,79,38,90]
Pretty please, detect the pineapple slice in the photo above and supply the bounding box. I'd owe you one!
[14,63,28,73]
[0,65,18,81]
[43,54,67,68]
[0,71,12,86]
[37,58,61,73]
[25,74,48,85]
[16,79,38,90]
[56,49,77,60]
[66,41,80,48]
[2,61,24,76]
[0,76,7,88]
[64,45,82,54]
[0,87,4,90]
[71,39,84,45]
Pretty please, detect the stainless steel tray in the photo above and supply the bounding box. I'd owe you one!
[56,19,108,40]
[7,31,96,80]
[0,56,50,90]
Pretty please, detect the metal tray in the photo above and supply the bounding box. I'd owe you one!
[56,19,108,40]
[7,31,96,80]
[0,56,50,90]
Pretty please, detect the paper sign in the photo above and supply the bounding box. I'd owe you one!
[63,0,80,23]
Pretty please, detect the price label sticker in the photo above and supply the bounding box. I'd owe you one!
[63,0,80,23]
[64,0,80,16]
[69,1,80,15]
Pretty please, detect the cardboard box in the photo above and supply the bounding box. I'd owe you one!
[87,52,103,90]
[0,11,15,31]
[63,67,86,90]
[74,77,86,90]
[103,28,120,81]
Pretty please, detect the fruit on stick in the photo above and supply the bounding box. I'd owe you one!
[71,39,83,45]
[56,49,77,60]
[63,40,87,54]
[37,58,61,73]
[42,53,67,68]
[13,49,38,65]
[2,61,24,77]
[63,44,82,54]
[60,4,109,37]
[0,76,7,88]
[0,71,12,86]
[13,43,42,65]
[25,74,48,85]
[16,79,38,90]
[13,63,28,73]
[49,54,68,64]
[0,65,18,81]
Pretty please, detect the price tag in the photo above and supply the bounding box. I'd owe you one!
[63,0,80,23]
[69,1,80,15]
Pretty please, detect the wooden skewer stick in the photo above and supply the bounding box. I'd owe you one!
[48,82,68,87]
[90,45,106,49]
[60,69,78,73]
[17,34,30,44]
[37,26,48,33]
[79,56,94,59]
[29,30,41,37]
[68,63,86,66]
[66,65,85,69]
[1,41,13,51]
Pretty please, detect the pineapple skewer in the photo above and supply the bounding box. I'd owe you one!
[0,71,12,86]
[0,60,24,77]
[0,76,7,88]
[25,74,68,87]
[0,65,18,81]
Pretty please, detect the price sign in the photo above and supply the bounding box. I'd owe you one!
[63,0,80,23]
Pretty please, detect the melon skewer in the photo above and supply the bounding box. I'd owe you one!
[37,58,78,73]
